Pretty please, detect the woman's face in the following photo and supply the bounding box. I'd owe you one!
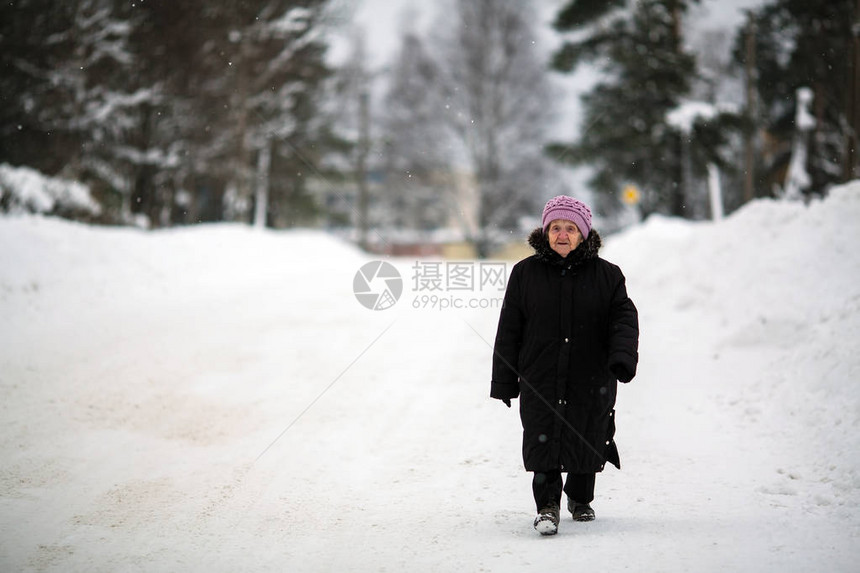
[547,219,582,257]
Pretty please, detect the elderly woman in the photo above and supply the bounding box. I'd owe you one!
[491,195,639,536]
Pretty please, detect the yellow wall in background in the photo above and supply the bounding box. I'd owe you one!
[438,240,532,261]
[489,241,531,261]
[441,241,478,259]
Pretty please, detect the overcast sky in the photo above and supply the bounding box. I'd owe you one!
[326,0,767,137]
[328,0,767,65]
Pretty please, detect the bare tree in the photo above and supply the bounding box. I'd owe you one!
[434,0,560,256]
[381,32,452,233]
[381,0,560,257]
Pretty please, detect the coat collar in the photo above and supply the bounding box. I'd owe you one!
[527,226,602,267]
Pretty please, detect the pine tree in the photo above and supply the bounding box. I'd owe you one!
[2,1,334,227]
[1,0,71,174]
[126,0,332,227]
[0,0,144,221]
[550,0,699,218]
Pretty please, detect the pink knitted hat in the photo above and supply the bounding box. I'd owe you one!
[541,195,592,239]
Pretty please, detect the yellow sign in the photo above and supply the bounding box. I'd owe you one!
[622,185,640,205]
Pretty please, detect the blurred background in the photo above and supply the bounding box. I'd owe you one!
[1,0,858,258]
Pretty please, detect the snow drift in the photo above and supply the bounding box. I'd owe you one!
[1,182,858,572]
[0,164,101,218]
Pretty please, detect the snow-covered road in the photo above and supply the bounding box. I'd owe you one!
[2,184,859,571]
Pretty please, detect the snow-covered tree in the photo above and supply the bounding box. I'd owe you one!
[666,101,741,219]
[1,0,146,222]
[124,0,332,228]
[735,0,856,198]
[206,2,332,227]
[550,0,700,219]
[781,87,815,200]
[2,1,334,227]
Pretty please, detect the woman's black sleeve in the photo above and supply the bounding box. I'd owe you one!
[608,271,639,383]
[490,264,524,400]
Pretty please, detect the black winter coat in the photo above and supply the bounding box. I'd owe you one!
[491,228,639,474]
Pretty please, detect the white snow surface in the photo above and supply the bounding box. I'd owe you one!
[2,183,860,571]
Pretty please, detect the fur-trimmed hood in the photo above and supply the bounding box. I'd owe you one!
[527,226,602,267]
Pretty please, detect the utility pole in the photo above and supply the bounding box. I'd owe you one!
[670,0,687,217]
[235,29,252,223]
[743,15,758,203]
[354,34,371,251]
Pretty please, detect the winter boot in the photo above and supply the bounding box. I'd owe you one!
[568,499,595,522]
[533,505,560,535]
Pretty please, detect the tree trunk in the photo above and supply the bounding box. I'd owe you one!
[357,88,370,251]
[234,35,252,223]
[131,103,156,227]
[743,17,757,203]
[846,0,860,181]
[707,162,724,221]
[784,87,814,200]
[253,138,271,230]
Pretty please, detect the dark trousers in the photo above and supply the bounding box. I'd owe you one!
[532,470,595,511]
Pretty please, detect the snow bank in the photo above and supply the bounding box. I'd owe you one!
[1,182,858,572]
[0,164,101,217]
[603,181,860,518]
